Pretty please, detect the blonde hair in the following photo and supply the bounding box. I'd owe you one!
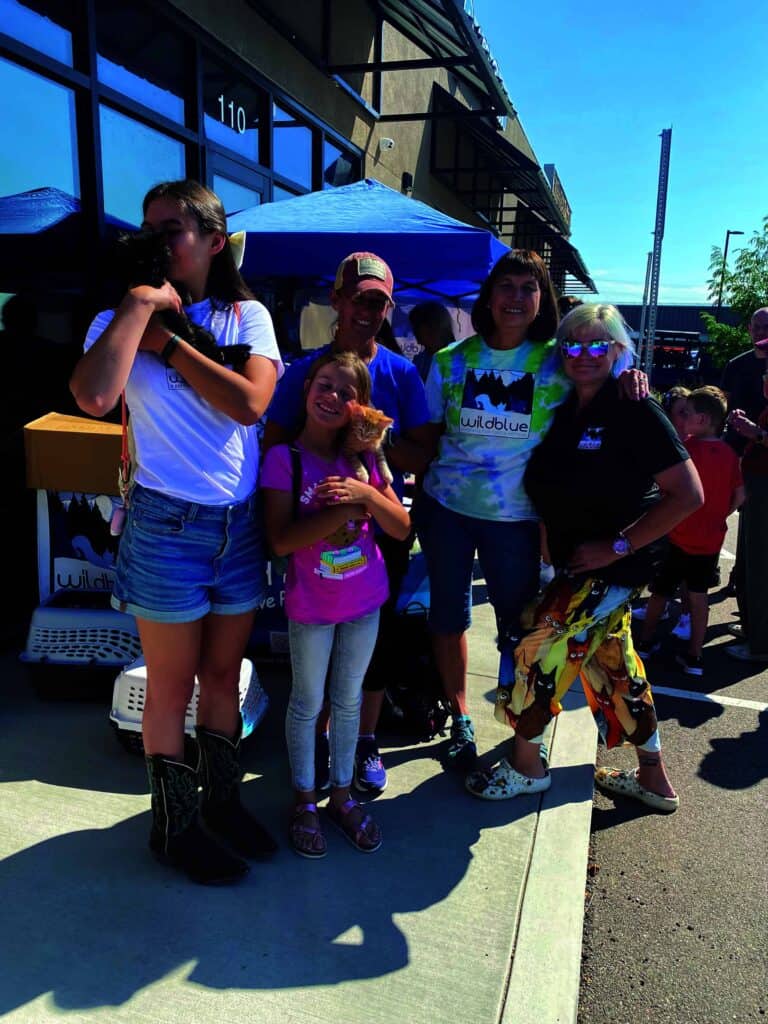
[556,303,636,375]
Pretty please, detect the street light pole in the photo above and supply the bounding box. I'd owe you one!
[716,229,744,320]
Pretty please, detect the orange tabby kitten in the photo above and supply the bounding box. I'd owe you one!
[343,401,394,486]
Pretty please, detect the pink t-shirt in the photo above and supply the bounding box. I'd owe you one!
[260,443,389,625]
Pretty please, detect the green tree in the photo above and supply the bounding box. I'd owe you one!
[700,216,768,368]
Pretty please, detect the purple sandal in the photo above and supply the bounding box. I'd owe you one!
[289,802,327,859]
[327,798,382,853]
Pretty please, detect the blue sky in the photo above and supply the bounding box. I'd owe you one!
[471,0,768,304]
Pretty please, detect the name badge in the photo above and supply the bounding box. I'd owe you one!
[577,427,604,451]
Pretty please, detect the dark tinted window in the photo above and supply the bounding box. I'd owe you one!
[100,106,185,225]
[0,0,74,65]
[273,102,312,189]
[96,1,186,124]
[203,56,263,162]
[323,141,356,188]
[0,56,79,197]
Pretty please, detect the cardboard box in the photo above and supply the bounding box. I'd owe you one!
[25,412,122,495]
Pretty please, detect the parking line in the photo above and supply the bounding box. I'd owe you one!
[652,685,767,712]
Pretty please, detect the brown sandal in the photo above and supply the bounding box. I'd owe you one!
[327,798,382,853]
[289,802,327,859]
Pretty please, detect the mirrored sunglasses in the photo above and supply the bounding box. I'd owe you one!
[561,338,612,359]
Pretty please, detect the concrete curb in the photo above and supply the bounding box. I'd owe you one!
[502,686,597,1024]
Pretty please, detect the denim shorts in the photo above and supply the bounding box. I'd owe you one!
[417,492,540,640]
[111,484,267,623]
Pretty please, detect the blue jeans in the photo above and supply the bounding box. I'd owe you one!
[286,610,380,791]
[417,492,540,645]
[111,484,266,623]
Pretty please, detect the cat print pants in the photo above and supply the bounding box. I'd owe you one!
[495,572,661,752]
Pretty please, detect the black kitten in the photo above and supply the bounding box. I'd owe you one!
[113,230,251,371]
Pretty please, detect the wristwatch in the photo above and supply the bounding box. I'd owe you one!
[611,532,633,557]
[161,333,181,365]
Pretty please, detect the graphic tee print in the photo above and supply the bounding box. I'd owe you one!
[423,335,569,522]
[260,444,389,624]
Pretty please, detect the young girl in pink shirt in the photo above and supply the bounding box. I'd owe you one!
[261,352,410,857]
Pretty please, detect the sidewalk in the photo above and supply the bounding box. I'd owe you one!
[0,591,597,1024]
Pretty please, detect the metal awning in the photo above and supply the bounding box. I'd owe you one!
[513,211,596,293]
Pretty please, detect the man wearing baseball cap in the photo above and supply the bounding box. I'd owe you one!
[264,251,433,793]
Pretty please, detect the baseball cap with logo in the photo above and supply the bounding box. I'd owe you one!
[333,252,394,302]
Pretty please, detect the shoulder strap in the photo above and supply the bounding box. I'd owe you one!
[289,445,302,514]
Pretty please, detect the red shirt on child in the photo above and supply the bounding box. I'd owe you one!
[669,437,742,555]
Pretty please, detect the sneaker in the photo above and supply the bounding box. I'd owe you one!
[446,715,477,771]
[725,643,768,663]
[675,652,703,677]
[671,613,691,641]
[314,732,330,792]
[353,736,387,792]
[634,642,659,661]
[725,623,744,639]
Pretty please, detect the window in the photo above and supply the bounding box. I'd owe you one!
[0,56,79,198]
[323,140,356,189]
[213,175,261,216]
[273,102,311,190]
[99,106,185,225]
[0,0,74,65]
[272,184,300,203]
[96,1,186,124]
[203,56,263,163]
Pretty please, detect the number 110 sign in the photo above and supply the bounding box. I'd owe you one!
[217,94,247,134]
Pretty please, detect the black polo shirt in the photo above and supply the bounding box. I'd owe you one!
[524,378,689,587]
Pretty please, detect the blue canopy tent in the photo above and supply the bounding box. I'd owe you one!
[227,178,509,303]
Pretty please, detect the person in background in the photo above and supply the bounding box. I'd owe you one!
[70,179,283,885]
[264,253,431,793]
[262,351,411,857]
[725,335,768,662]
[633,385,691,636]
[557,294,583,319]
[637,386,743,676]
[408,300,456,382]
[721,307,768,600]
[375,317,402,355]
[417,254,649,775]
[466,303,702,810]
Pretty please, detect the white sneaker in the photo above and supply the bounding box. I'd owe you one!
[671,613,691,640]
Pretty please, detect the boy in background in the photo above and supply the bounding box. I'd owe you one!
[637,386,744,676]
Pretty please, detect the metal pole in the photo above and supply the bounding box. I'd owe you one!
[637,250,652,369]
[715,229,743,321]
[644,128,672,380]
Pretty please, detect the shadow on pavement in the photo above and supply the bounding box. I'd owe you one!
[696,708,767,790]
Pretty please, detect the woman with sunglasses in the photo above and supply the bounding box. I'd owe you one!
[465,303,703,810]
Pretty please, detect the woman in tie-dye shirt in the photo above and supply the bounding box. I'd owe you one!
[417,251,646,773]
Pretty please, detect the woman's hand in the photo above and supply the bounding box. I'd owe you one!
[125,281,183,316]
[617,368,649,401]
[728,408,759,440]
[568,539,620,574]
[316,475,374,511]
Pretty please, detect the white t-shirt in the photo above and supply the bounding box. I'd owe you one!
[84,298,283,505]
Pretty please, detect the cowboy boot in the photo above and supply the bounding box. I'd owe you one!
[197,720,278,859]
[146,754,249,885]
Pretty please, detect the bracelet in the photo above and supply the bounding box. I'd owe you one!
[161,333,181,365]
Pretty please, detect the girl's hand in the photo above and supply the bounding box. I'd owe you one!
[126,281,183,315]
[316,475,373,508]
[728,409,758,439]
[617,368,649,400]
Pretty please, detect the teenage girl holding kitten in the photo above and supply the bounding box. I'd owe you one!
[261,351,410,857]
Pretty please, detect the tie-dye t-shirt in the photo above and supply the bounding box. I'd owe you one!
[422,334,569,522]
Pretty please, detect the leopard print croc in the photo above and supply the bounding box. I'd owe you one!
[594,767,680,813]
[465,758,551,801]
